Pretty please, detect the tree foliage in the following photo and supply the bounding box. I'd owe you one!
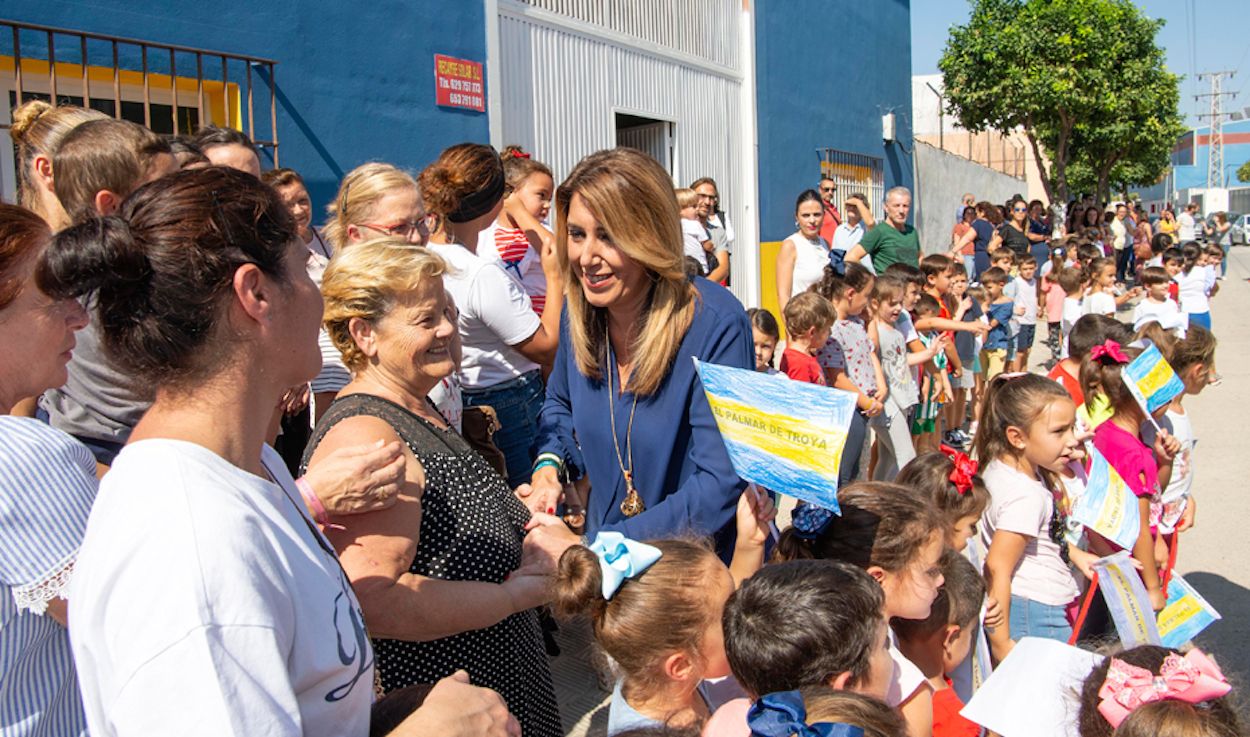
[1238,160,1250,184]
[939,0,1184,204]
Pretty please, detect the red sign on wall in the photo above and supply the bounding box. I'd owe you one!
[434,54,485,112]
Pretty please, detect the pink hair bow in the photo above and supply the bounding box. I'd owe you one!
[1089,339,1129,365]
[1098,649,1231,728]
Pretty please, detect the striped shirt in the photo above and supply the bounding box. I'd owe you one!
[0,417,97,737]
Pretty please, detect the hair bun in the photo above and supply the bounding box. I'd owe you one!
[39,215,153,322]
[9,100,53,144]
[552,545,606,619]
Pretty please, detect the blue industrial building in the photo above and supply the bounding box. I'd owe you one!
[3,0,914,306]
[1135,119,1250,216]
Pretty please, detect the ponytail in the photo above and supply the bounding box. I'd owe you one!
[973,373,1072,464]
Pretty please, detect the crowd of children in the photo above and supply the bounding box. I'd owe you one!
[577,226,1235,737]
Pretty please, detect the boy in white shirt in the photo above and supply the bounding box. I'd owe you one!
[1057,267,1085,359]
[1010,255,1040,371]
[1132,266,1186,336]
[676,187,712,275]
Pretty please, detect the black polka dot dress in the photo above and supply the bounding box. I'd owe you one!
[302,394,561,737]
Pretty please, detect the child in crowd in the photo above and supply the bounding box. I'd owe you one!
[810,266,882,482]
[746,307,780,374]
[975,374,1082,656]
[1076,242,1103,272]
[977,268,1013,382]
[487,146,556,316]
[1083,341,1181,611]
[1140,325,1217,574]
[1162,247,1183,303]
[1082,257,1139,318]
[677,188,713,276]
[1132,267,1184,334]
[896,450,988,554]
[1041,247,1067,363]
[1047,314,1125,409]
[1057,267,1086,359]
[1145,232,1172,268]
[1175,242,1213,331]
[779,292,835,385]
[946,264,978,447]
[705,560,895,737]
[868,275,942,480]
[1010,255,1040,371]
[746,688,907,737]
[990,250,1020,370]
[554,490,774,734]
[776,483,946,737]
[910,295,952,454]
[919,254,965,375]
[1076,645,1240,737]
[892,552,986,737]
[966,284,989,437]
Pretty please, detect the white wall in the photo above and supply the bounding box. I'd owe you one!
[913,141,1027,254]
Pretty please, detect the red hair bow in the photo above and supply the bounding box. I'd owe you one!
[1090,339,1129,365]
[939,445,978,495]
[1098,649,1231,728]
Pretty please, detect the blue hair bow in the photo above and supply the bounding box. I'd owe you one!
[748,691,865,737]
[587,531,663,600]
[791,503,836,540]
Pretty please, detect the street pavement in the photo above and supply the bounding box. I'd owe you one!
[547,247,1250,732]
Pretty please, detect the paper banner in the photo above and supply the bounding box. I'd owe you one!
[1156,573,1221,648]
[694,359,857,512]
[1071,446,1141,551]
[1093,551,1162,648]
[961,637,1104,737]
[1124,343,1186,416]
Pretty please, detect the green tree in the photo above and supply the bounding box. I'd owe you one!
[939,0,1183,204]
[1238,160,1250,184]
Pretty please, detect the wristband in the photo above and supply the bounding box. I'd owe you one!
[532,459,561,476]
[295,477,345,531]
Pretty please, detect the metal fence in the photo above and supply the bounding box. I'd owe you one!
[817,148,884,213]
[1,18,279,161]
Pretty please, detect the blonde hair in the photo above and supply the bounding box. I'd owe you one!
[323,163,418,250]
[321,237,447,371]
[801,688,908,737]
[9,100,107,216]
[674,187,698,209]
[555,148,697,396]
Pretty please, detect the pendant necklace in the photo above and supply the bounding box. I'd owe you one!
[607,329,644,517]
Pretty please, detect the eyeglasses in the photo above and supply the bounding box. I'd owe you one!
[357,218,430,238]
[820,186,837,193]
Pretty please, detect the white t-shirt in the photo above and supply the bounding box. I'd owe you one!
[886,632,930,707]
[1013,276,1038,325]
[478,224,548,313]
[786,233,831,298]
[1174,267,1210,314]
[1132,298,1184,335]
[429,242,541,389]
[979,459,1081,607]
[1178,212,1196,241]
[1141,410,1195,534]
[1060,297,1082,358]
[70,441,373,737]
[1082,290,1115,317]
[681,219,710,266]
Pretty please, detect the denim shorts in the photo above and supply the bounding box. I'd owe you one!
[462,370,544,488]
[1016,323,1036,349]
[1009,594,1072,643]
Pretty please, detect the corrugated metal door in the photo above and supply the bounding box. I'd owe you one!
[616,121,672,173]
[495,0,756,304]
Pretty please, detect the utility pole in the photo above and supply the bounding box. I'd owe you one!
[1196,71,1237,190]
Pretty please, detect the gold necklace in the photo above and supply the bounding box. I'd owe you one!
[607,331,644,517]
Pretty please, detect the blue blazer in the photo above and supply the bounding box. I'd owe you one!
[536,278,753,557]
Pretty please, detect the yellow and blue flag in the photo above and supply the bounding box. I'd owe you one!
[1124,343,1186,416]
[1072,445,1141,551]
[694,359,856,512]
[1157,573,1221,648]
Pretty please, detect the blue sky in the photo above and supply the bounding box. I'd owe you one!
[911,0,1250,128]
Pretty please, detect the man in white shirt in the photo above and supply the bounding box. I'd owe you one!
[1178,201,1199,242]
[832,193,876,273]
[692,177,732,283]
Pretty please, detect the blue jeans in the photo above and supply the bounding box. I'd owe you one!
[462,370,544,488]
[1221,242,1230,277]
[1009,594,1072,643]
[962,255,976,280]
[1188,311,1212,331]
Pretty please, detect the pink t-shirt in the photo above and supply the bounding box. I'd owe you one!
[703,698,750,737]
[1092,421,1158,499]
[1042,277,1065,323]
